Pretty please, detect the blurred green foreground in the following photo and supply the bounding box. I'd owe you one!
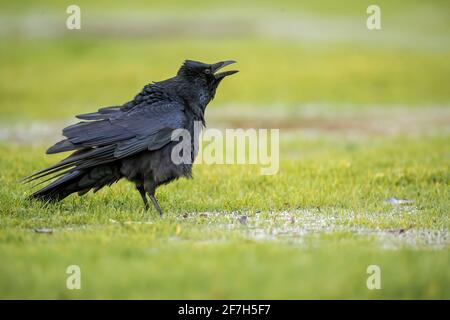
[0,0,449,299]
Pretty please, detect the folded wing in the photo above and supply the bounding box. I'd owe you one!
[24,99,186,184]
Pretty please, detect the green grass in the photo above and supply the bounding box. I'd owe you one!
[1,39,449,121]
[0,136,448,299]
[0,0,449,299]
[2,136,449,223]
[1,235,448,299]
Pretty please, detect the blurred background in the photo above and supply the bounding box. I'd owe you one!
[1,0,449,131]
[0,0,449,299]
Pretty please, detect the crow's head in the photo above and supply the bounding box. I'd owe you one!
[177,60,238,105]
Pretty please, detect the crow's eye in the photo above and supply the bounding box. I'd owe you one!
[204,69,211,74]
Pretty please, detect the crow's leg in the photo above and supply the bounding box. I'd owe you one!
[144,180,163,216]
[136,185,149,210]
[149,195,163,216]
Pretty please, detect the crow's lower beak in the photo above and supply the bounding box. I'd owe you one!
[212,60,238,79]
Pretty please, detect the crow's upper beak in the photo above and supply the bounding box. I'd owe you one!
[212,60,238,79]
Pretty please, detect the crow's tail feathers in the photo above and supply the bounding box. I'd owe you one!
[23,147,122,202]
[28,165,121,202]
[30,170,82,201]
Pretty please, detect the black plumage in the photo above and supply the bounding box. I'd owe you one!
[24,60,238,215]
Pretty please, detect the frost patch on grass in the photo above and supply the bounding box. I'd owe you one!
[185,210,449,250]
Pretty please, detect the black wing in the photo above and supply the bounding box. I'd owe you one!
[75,83,172,121]
[75,106,125,121]
[24,99,186,183]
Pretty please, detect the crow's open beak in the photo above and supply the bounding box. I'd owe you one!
[212,60,238,79]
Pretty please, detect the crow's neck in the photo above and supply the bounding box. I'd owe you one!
[178,83,211,125]
[156,77,210,125]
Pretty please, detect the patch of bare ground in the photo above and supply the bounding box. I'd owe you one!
[208,105,450,137]
[180,210,449,250]
[1,105,449,143]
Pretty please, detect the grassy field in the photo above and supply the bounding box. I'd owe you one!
[0,136,449,299]
[0,0,449,299]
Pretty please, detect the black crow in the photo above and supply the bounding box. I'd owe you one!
[24,60,238,215]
